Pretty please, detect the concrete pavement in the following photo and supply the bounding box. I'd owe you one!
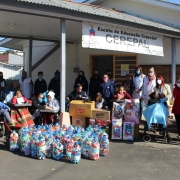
[0,135,180,180]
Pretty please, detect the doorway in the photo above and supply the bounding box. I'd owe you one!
[90,54,137,87]
[90,55,113,78]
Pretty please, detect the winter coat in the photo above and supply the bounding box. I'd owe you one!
[68,90,88,101]
[30,97,46,114]
[48,77,60,100]
[0,102,10,109]
[34,79,47,96]
[11,96,32,104]
[89,77,101,98]
[99,81,114,100]
[172,84,180,114]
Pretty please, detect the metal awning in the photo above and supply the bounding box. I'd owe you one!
[0,0,179,41]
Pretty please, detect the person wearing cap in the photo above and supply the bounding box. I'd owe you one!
[48,70,60,101]
[42,91,60,125]
[34,71,47,96]
[142,67,156,105]
[19,71,33,99]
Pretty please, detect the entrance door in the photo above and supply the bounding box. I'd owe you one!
[90,54,137,88]
[90,55,113,78]
[113,54,137,87]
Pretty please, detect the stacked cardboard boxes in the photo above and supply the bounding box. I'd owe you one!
[69,100,95,128]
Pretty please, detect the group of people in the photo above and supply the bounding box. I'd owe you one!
[0,65,180,139]
[0,70,61,129]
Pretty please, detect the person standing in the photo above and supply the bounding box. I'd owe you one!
[0,72,7,101]
[34,71,47,96]
[132,66,145,99]
[74,71,88,92]
[105,69,116,91]
[99,74,114,108]
[142,67,156,105]
[19,71,33,99]
[153,75,172,105]
[172,77,180,140]
[48,70,60,101]
[89,70,101,100]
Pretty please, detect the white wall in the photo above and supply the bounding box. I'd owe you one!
[24,38,180,95]
[0,63,23,80]
[100,0,180,27]
[8,53,23,66]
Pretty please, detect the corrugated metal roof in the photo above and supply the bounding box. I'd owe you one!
[15,0,180,33]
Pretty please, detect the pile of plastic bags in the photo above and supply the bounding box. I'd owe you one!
[9,123,109,164]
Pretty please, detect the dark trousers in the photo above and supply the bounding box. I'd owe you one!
[175,114,180,135]
[0,109,11,123]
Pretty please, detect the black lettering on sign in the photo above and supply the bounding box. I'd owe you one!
[127,37,132,46]
[138,39,143,47]
[114,35,119,44]
[106,34,112,43]
[144,40,149,48]
[120,36,126,45]
[133,38,138,46]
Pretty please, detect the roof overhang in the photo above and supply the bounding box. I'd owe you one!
[0,0,179,46]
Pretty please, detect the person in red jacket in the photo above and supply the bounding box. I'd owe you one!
[114,86,132,100]
[12,90,32,104]
[10,90,34,128]
[172,77,180,140]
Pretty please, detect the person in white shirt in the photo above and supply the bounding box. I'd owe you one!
[142,67,156,105]
[132,66,145,99]
[19,71,33,99]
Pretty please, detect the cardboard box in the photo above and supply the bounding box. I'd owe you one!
[123,122,134,141]
[111,119,123,140]
[92,109,110,120]
[69,100,95,118]
[59,112,71,127]
[72,116,87,129]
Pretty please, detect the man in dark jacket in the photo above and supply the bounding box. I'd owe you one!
[0,72,7,101]
[99,74,114,108]
[89,70,102,100]
[67,84,88,101]
[48,70,60,101]
[34,71,47,96]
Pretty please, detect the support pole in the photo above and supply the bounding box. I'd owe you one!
[60,19,66,112]
[29,37,33,77]
[171,38,176,91]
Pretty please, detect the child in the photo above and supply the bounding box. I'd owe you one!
[67,83,88,101]
[10,90,34,128]
[95,93,107,109]
[114,86,131,100]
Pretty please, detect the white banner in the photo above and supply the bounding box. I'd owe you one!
[82,22,164,56]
